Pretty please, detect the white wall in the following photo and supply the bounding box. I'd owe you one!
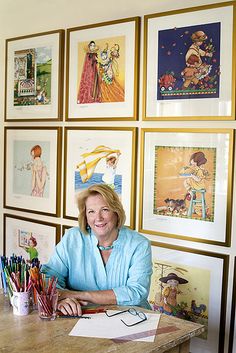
[0,0,235,352]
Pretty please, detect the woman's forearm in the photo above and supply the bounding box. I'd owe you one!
[58,288,117,305]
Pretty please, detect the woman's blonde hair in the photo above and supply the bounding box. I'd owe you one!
[77,184,126,234]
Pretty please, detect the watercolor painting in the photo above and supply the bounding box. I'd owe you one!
[149,258,209,339]
[13,140,50,198]
[65,128,136,227]
[157,22,220,100]
[77,36,125,104]
[14,46,52,106]
[76,145,122,195]
[153,146,216,222]
[4,215,59,265]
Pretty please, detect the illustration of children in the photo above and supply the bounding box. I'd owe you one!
[180,151,209,201]
[102,152,121,189]
[31,144,47,197]
[185,31,213,69]
[24,236,38,262]
[181,54,200,90]
[158,273,188,315]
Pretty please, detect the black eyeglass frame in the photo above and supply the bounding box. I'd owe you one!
[105,308,147,327]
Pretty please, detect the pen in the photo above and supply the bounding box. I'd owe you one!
[57,315,91,319]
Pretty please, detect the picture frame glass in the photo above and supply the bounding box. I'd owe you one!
[4,215,59,264]
[140,130,232,244]
[5,128,60,215]
[145,5,233,118]
[67,19,138,119]
[6,31,63,120]
[64,128,136,227]
[150,243,226,353]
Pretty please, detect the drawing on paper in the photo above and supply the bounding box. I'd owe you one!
[153,146,216,221]
[75,145,122,195]
[77,36,125,104]
[13,140,50,198]
[14,46,52,106]
[157,22,220,100]
[149,259,209,339]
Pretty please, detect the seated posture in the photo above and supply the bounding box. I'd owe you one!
[41,184,152,316]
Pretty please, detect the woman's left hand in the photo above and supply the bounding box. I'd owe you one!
[57,297,82,316]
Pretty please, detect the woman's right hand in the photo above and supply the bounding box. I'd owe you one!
[57,297,82,316]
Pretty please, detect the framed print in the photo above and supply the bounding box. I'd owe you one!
[4,127,62,216]
[3,214,60,264]
[64,127,137,228]
[139,128,234,246]
[150,242,228,353]
[143,2,235,120]
[66,17,140,120]
[228,257,236,353]
[5,29,65,121]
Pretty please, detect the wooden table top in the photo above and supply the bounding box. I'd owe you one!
[0,294,204,353]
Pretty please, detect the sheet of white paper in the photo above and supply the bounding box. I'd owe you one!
[69,310,161,342]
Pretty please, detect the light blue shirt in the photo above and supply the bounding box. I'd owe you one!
[41,226,153,309]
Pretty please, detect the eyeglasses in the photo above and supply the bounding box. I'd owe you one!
[105,308,147,327]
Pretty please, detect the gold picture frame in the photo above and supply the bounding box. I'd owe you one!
[143,2,236,120]
[150,241,229,353]
[5,29,65,121]
[64,127,137,228]
[66,17,140,120]
[4,127,62,217]
[139,128,234,246]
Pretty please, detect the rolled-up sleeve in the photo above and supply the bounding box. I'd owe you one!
[113,238,152,308]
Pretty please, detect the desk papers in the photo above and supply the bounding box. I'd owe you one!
[69,310,161,342]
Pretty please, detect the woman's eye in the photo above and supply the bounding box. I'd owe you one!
[87,210,94,214]
[102,208,109,212]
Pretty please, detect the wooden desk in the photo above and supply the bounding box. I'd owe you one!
[0,294,204,353]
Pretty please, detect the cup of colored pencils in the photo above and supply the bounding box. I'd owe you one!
[29,268,58,320]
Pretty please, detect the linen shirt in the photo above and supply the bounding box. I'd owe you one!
[41,226,153,308]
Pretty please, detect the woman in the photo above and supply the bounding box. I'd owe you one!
[41,184,152,316]
[31,144,47,197]
[77,40,101,104]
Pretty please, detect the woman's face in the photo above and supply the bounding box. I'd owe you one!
[85,194,118,240]
[167,279,179,287]
[89,42,95,51]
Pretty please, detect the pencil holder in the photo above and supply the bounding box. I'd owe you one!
[11,291,30,316]
[37,291,58,320]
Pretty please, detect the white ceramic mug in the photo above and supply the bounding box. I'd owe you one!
[11,291,30,316]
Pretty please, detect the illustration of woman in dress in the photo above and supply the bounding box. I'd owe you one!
[24,236,38,262]
[77,41,101,104]
[180,151,209,201]
[102,152,121,189]
[31,144,47,197]
[158,273,188,315]
[99,43,124,102]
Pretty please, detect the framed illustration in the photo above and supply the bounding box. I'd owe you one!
[64,127,137,228]
[4,214,60,264]
[150,242,229,353]
[5,29,65,121]
[143,2,235,120]
[228,257,236,353]
[4,127,62,216]
[139,128,234,246]
[66,17,140,120]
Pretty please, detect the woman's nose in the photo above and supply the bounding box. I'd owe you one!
[96,211,103,220]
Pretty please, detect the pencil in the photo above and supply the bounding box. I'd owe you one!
[57,315,91,319]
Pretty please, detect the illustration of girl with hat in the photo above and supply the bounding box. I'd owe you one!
[158,272,188,315]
